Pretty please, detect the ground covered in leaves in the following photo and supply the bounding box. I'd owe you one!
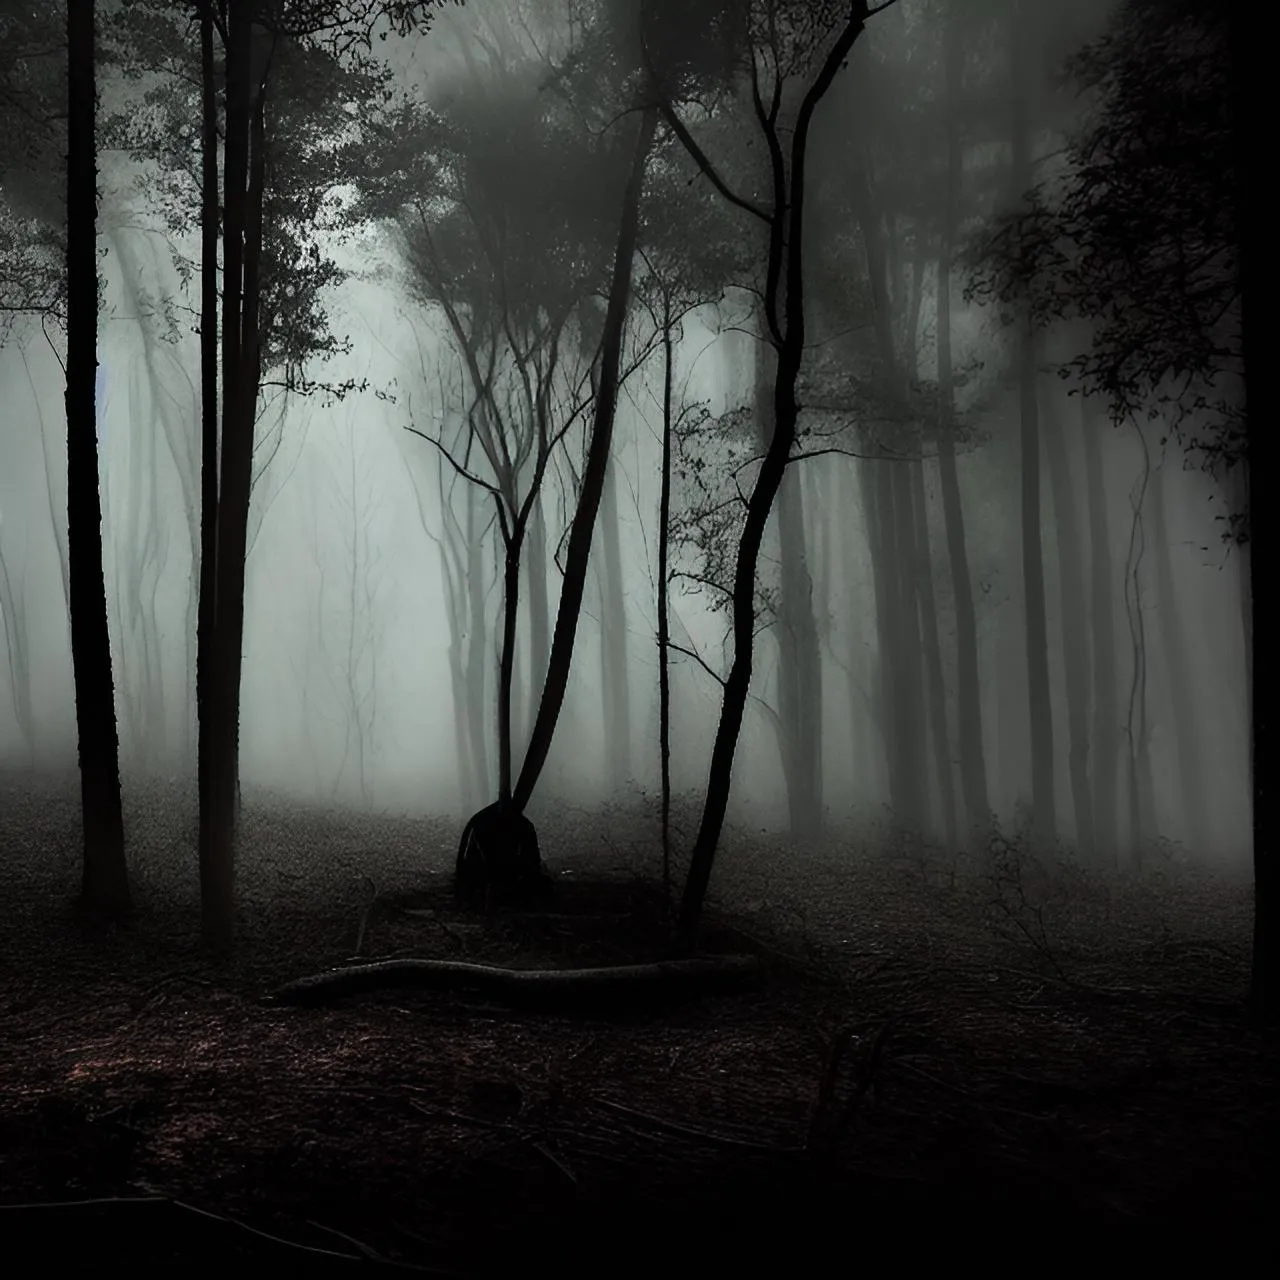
[0,775,1274,1273]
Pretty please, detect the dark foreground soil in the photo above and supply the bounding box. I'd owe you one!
[0,779,1274,1273]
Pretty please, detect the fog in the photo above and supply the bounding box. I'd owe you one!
[0,0,1251,871]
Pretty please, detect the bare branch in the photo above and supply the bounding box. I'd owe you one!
[667,640,727,689]
[403,425,502,498]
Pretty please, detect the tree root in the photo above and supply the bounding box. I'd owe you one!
[265,954,766,1010]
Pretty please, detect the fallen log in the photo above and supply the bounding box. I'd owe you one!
[265,954,766,1010]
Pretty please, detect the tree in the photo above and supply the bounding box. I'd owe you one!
[359,69,622,806]
[66,0,132,917]
[513,105,659,811]
[107,0,458,951]
[646,0,900,943]
[935,0,990,847]
[968,0,1267,1015]
[1007,0,1055,852]
[1080,391,1119,865]
[631,128,745,895]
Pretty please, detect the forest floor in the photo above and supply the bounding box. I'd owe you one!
[0,776,1273,1274]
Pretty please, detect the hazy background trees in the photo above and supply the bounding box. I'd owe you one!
[0,0,1255,972]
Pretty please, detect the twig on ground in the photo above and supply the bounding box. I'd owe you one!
[526,1138,578,1187]
[591,1096,801,1154]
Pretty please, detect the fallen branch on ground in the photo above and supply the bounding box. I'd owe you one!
[265,954,767,1010]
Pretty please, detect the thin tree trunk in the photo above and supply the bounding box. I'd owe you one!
[1041,381,1095,861]
[675,15,868,940]
[1081,395,1119,866]
[0,546,35,762]
[757,331,823,839]
[67,0,130,916]
[853,162,924,836]
[911,458,957,849]
[657,293,675,900]
[512,104,657,811]
[935,251,988,840]
[599,454,632,789]
[1122,424,1157,863]
[903,250,924,383]
[465,488,492,802]
[524,489,549,749]
[1011,4,1055,851]
[1149,458,1211,855]
[856,456,893,806]
[197,0,219,856]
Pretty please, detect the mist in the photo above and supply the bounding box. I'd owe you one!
[0,0,1266,1268]
[0,18,1250,867]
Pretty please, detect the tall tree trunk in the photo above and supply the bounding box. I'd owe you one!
[598,454,632,789]
[935,234,989,843]
[903,250,924,383]
[656,295,675,899]
[1122,426,1157,863]
[1041,381,1095,861]
[465,488,492,802]
[853,162,925,836]
[1011,3,1055,851]
[512,104,657,811]
[197,0,219,858]
[911,459,958,850]
[889,457,929,833]
[67,0,131,917]
[0,546,35,763]
[856,456,892,806]
[204,8,264,953]
[496,531,523,800]
[675,15,868,941]
[757,332,823,838]
[1081,395,1119,866]
[1149,458,1211,856]
[524,488,549,749]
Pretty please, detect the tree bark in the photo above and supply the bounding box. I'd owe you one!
[598,453,632,789]
[889,455,928,831]
[197,0,219,867]
[1011,3,1056,850]
[935,179,989,843]
[657,292,675,899]
[0,547,34,762]
[204,7,267,954]
[524,487,550,748]
[66,0,131,917]
[910,458,958,850]
[496,529,524,800]
[1149,457,1210,857]
[853,161,925,835]
[512,104,657,811]
[675,14,870,942]
[1041,381,1095,861]
[465,487,492,802]
[756,332,823,839]
[1080,396,1119,866]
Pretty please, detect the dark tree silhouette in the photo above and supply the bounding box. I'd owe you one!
[66,0,131,917]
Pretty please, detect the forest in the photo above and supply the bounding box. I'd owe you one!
[0,0,1271,1270]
